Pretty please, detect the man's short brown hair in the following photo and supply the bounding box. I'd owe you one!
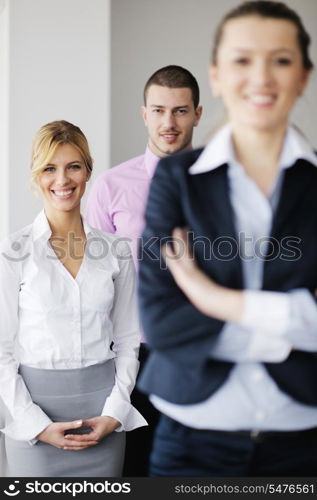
[143,65,200,108]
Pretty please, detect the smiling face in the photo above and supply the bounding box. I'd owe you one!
[37,143,89,217]
[210,16,310,135]
[141,85,202,157]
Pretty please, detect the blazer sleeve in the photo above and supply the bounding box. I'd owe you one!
[138,155,223,353]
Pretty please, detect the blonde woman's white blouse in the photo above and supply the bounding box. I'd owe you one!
[0,210,147,442]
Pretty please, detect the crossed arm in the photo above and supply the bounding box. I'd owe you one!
[163,227,317,363]
[139,158,317,365]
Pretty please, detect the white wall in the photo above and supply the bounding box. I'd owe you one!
[0,0,9,477]
[5,0,110,234]
[0,0,9,240]
[111,0,317,167]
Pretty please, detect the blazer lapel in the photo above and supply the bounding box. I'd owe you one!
[190,164,244,288]
[271,160,315,237]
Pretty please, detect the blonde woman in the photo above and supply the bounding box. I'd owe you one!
[0,120,146,477]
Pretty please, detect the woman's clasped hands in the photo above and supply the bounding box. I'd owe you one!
[37,416,120,451]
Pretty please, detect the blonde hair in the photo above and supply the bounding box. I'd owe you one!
[31,120,93,184]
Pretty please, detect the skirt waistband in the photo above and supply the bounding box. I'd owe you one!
[19,359,115,396]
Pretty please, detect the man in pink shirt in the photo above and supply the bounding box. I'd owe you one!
[85,65,202,475]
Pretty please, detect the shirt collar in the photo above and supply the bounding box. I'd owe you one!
[279,126,317,169]
[144,144,196,177]
[144,145,160,178]
[189,124,317,175]
[32,209,94,242]
[81,217,96,239]
[32,210,52,242]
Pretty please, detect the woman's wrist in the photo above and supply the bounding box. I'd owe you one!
[192,277,244,323]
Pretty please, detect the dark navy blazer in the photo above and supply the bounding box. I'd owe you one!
[137,148,317,406]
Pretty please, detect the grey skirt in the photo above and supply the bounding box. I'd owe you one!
[5,360,125,477]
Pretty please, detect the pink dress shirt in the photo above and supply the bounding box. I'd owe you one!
[85,146,159,265]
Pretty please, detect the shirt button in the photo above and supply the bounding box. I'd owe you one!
[244,242,254,259]
[255,411,265,422]
[252,370,263,382]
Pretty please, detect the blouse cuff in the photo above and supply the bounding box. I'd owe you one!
[1,403,52,444]
[241,290,291,336]
[246,330,292,362]
[101,395,148,432]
